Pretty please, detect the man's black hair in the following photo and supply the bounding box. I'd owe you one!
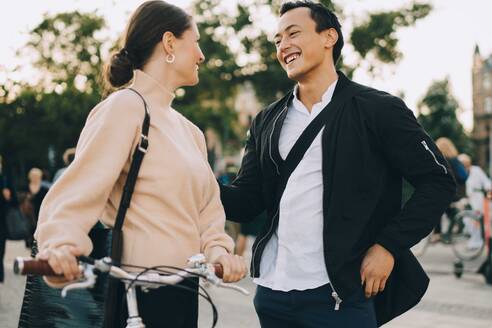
[280,1,343,64]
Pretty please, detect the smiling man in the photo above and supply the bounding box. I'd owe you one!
[219,1,456,327]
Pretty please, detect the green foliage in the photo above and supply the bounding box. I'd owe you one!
[0,84,99,184]
[21,11,106,93]
[351,3,432,70]
[175,0,242,146]
[213,0,432,105]
[1,11,104,183]
[0,1,435,183]
[418,79,473,155]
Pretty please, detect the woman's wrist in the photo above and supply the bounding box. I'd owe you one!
[205,246,229,263]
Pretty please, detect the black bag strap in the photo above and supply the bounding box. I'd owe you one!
[276,83,361,198]
[113,87,150,232]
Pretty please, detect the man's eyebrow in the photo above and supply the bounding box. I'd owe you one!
[274,24,301,39]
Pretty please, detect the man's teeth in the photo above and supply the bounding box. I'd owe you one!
[286,54,300,64]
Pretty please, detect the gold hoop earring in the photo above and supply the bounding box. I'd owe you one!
[166,54,175,63]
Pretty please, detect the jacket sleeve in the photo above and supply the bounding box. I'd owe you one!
[34,90,143,256]
[373,95,456,259]
[219,115,266,222]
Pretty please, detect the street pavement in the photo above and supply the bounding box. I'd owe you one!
[1,238,491,328]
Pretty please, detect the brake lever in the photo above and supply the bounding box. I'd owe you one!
[201,265,250,296]
[61,265,97,297]
[216,282,250,296]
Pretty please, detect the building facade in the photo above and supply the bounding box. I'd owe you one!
[472,45,492,171]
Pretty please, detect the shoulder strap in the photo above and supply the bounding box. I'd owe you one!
[113,88,150,232]
[277,83,361,193]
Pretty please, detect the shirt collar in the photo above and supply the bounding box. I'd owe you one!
[292,79,338,116]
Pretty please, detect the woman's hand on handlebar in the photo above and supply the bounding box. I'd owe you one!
[36,245,83,281]
[213,254,247,283]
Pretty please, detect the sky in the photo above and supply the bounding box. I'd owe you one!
[1,0,491,131]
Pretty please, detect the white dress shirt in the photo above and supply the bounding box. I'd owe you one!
[254,79,338,291]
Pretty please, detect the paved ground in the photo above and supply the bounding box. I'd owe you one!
[1,238,491,327]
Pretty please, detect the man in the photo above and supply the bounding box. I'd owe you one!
[219,1,455,327]
[0,155,13,283]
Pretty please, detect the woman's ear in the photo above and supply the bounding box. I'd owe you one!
[162,31,176,55]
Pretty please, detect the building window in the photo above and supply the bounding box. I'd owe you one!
[486,97,492,113]
[484,74,491,90]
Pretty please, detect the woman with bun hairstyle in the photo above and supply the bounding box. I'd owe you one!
[34,1,247,326]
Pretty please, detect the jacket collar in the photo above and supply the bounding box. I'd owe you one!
[269,70,353,170]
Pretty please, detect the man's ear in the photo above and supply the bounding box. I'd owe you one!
[323,28,338,49]
[162,31,176,55]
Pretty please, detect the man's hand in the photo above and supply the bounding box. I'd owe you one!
[360,244,395,298]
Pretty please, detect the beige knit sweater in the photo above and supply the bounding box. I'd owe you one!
[35,69,234,270]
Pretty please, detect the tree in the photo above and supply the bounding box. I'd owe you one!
[17,11,106,94]
[175,0,243,150]
[1,1,434,183]
[418,79,473,155]
[206,0,433,105]
[0,11,105,184]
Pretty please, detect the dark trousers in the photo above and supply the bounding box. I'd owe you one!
[435,206,458,235]
[254,284,377,328]
[0,234,5,282]
[120,277,199,328]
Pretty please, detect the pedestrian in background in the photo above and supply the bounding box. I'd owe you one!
[53,148,76,183]
[0,155,16,283]
[433,137,468,242]
[26,168,49,227]
[458,153,491,249]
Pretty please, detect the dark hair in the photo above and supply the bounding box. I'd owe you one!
[280,1,344,64]
[104,1,192,89]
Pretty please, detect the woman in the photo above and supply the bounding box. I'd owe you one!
[20,168,49,247]
[434,137,468,242]
[34,1,247,326]
[26,168,49,223]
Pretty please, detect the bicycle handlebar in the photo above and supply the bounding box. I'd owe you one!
[14,254,249,328]
[14,257,224,279]
[14,257,58,276]
[13,254,250,298]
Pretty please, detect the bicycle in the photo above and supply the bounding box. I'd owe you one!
[410,197,486,260]
[453,189,492,283]
[14,254,249,328]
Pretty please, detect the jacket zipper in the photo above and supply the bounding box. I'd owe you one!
[259,103,343,309]
[269,106,288,175]
[255,105,286,275]
[317,125,342,311]
[329,284,342,310]
[324,241,342,310]
[421,140,448,174]
[251,208,279,276]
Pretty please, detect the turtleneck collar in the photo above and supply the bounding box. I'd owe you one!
[130,69,175,109]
